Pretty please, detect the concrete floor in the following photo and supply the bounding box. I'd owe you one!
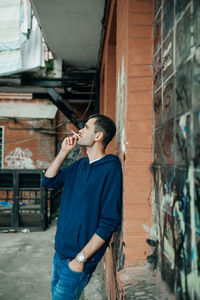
[0,224,107,300]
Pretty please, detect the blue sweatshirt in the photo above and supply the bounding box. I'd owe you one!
[42,154,122,273]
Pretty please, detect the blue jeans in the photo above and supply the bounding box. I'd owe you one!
[51,252,93,300]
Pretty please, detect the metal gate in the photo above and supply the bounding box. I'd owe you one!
[0,169,50,230]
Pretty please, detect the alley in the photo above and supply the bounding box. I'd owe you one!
[0,223,106,300]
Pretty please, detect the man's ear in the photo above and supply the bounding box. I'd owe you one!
[95,131,104,143]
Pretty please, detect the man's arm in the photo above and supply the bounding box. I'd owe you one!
[45,135,78,178]
[69,234,105,272]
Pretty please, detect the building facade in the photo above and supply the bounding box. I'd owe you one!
[100,0,200,299]
[0,0,200,299]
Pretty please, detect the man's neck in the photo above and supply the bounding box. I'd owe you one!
[86,146,105,163]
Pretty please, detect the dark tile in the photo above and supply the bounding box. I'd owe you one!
[154,11,162,54]
[193,0,200,46]
[163,0,174,38]
[175,9,191,67]
[175,61,192,116]
[194,170,200,224]
[162,120,174,165]
[163,32,174,82]
[153,89,162,127]
[160,166,175,213]
[154,128,162,165]
[192,53,200,109]
[153,167,162,205]
[175,114,191,167]
[175,0,191,19]
[163,76,175,122]
[193,112,200,167]
[154,0,162,17]
[153,50,162,91]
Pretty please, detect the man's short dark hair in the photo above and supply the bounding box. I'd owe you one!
[88,114,116,148]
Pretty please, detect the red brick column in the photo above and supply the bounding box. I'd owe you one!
[99,0,154,297]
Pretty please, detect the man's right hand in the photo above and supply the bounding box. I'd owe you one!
[44,134,79,178]
[61,135,79,153]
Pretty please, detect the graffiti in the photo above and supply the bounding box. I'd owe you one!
[5,147,36,169]
[163,76,174,121]
[153,89,162,127]
[153,50,162,90]
[152,1,200,299]
[154,129,162,164]
[36,160,50,169]
[116,56,127,158]
[176,61,192,115]
[194,112,200,166]
[162,121,174,165]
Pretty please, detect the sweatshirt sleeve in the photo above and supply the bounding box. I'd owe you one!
[41,167,67,189]
[95,163,122,241]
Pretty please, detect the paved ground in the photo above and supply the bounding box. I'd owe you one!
[118,266,175,300]
[0,223,106,300]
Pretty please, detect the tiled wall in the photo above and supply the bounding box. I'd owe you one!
[152,0,200,298]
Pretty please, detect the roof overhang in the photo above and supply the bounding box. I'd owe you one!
[30,0,105,69]
[0,103,58,119]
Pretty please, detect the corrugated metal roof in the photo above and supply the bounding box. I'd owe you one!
[0,103,58,119]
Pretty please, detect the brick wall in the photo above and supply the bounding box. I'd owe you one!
[0,97,56,169]
[100,0,153,298]
[0,94,91,169]
[124,0,153,266]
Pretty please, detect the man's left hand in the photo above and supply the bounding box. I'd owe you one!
[68,258,84,273]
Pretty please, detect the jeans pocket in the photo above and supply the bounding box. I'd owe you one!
[66,259,83,275]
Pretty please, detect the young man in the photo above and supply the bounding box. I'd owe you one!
[42,114,122,300]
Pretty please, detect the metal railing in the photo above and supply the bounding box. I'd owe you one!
[0,169,55,231]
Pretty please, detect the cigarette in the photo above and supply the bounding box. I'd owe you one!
[70,130,79,138]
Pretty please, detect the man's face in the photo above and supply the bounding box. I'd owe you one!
[77,118,97,147]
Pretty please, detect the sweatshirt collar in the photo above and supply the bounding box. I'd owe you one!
[89,155,106,164]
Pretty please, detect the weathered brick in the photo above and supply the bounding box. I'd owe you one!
[129,50,153,65]
[129,0,153,13]
[129,37,153,52]
[128,63,152,77]
[124,204,151,219]
[130,12,153,26]
[128,91,153,106]
[130,25,153,38]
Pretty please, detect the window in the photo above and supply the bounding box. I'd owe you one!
[0,126,4,168]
